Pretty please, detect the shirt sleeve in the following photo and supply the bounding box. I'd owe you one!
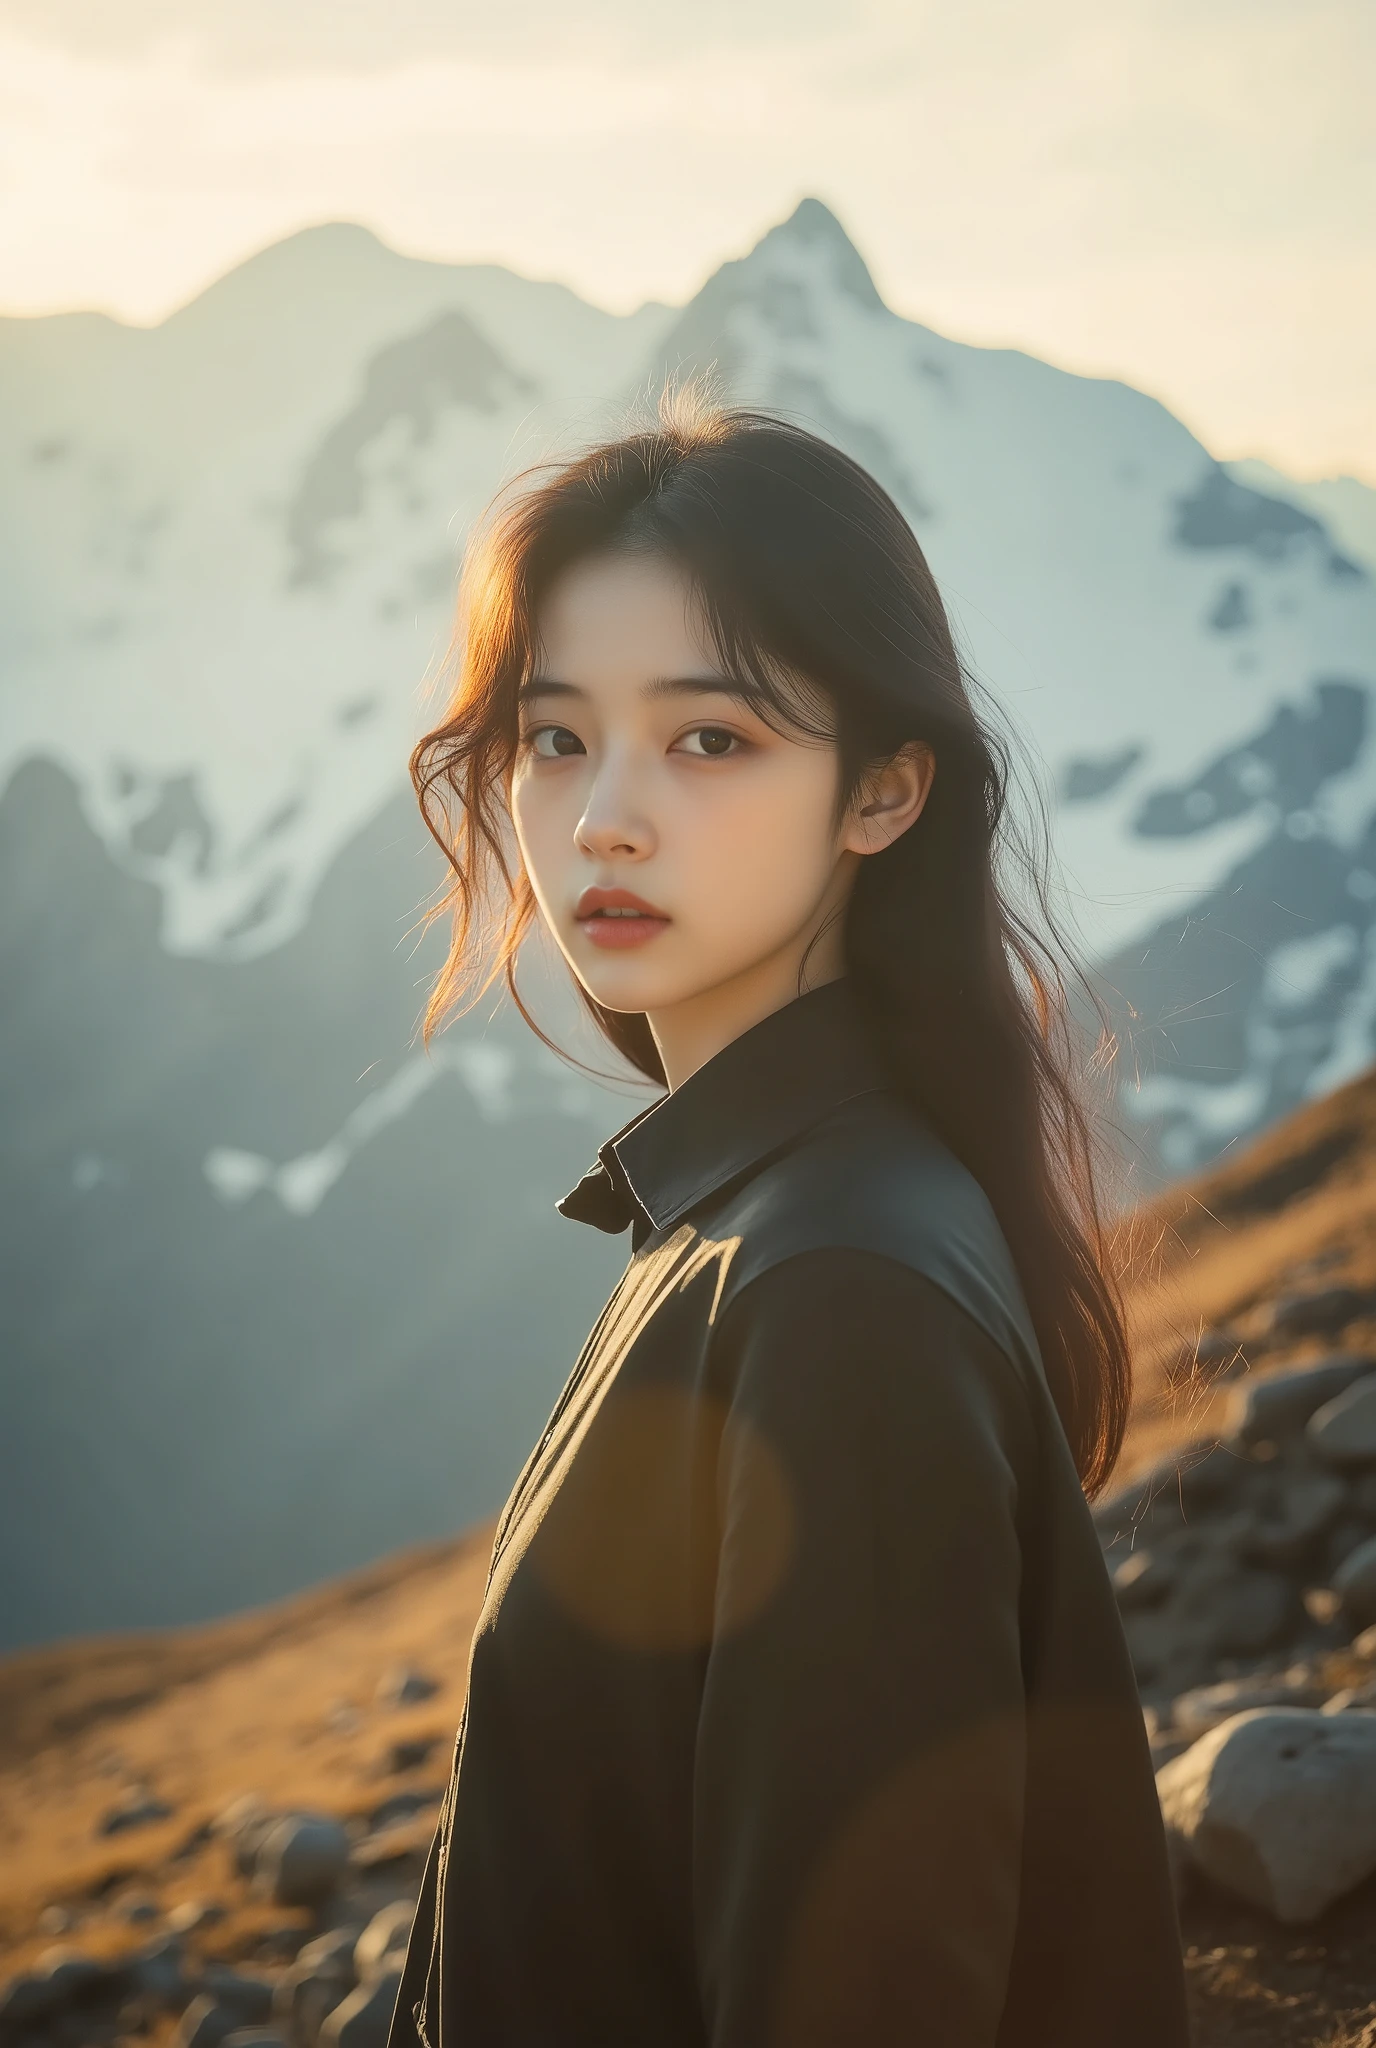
[693,1246,1035,2048]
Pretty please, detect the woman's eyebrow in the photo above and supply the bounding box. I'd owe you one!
[518,674,757,705]
[644,674,758,702]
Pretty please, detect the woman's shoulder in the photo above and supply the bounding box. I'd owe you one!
[713,1087,1046,1398]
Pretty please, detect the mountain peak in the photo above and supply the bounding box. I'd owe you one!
[750,196,884,312]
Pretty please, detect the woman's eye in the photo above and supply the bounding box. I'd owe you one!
[677,726,743,758]
[525,725,584,759]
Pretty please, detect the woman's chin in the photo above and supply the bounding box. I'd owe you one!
[572,953,717,1019]
[576,966,680,1015]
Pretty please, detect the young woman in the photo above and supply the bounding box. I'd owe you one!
[385,397,1190,2048]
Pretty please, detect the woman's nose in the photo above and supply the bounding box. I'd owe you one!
[574,753,656,862]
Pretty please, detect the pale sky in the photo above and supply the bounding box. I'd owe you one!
[2,0,1372,482]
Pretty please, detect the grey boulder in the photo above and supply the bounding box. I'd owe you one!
[253,1815,350,1907]
[1309,1376,1376,1467]
[1230,1355,1376,1445]
[1157,1706,1376,1921]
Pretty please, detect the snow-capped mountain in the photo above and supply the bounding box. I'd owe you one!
[1227,459,1376,589]
[4,197,1372,1645]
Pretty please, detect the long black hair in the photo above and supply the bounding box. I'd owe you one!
[411,387,1130,1497]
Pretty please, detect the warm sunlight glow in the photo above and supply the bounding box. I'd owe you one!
[0,0,1371,479]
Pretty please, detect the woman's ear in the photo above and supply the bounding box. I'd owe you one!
[842,741,935,857]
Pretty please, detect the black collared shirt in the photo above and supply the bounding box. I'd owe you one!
[386,977,1189,2048]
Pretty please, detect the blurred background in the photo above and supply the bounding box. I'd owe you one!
[3,0,1373,1656]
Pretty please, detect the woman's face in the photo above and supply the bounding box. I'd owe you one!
[510,548,928,1032]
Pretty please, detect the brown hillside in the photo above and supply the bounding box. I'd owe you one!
[6,1068,1376,2046]
[1116,1062,1376,1484]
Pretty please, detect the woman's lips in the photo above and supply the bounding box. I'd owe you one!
[576,907,671,950]
[574,885,670,949]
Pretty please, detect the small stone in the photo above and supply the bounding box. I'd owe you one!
[383,1736,438,1776]
[1270,1287,1376,1341]
[116,1892,161,1923]
[0,1946,131,2036]
[214,1794,276,1878]
[173,1995,239,2048]
[1172,1674,1325,1741]
[1324,1516,1372,1576]
[273,1938,356,2046]
[257,1921,310,1962]
[1230,1356,1376,1445]
[302,1927,364,1972]
[1157,1706,1376,1921]
[1111,1547,1176,1609]
[197,1968,277,2026]
[1196,1563,1302,1658]
[173,1816,217,1862]
[354,1902,414,1982]
[0,1970,63,2031]
[128,1931,187,2005]
[1182,1437,1251,1503]
[98,1790,174,1836]
[1242,1471,1347,1567]
[168,1899,225,1934]
[253,1814,350,1908]
[365,1790,441,1834]
[319,1970,404,2048]
[1309,1377,1376,1467]
[34,1945,116,1999]
[376,1667,439,1709]
[1093,1440,1245,1543]
[1333,1534,1376,1626]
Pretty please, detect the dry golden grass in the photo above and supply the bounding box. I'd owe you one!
[0,1527,492,1968]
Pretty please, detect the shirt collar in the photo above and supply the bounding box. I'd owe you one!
[556,976,890,1239]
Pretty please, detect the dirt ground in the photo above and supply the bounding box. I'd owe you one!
[1182,1877,1376,2047]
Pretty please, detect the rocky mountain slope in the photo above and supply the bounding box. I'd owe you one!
[5,194,1375,1650]
[8,1070,1376,2044]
